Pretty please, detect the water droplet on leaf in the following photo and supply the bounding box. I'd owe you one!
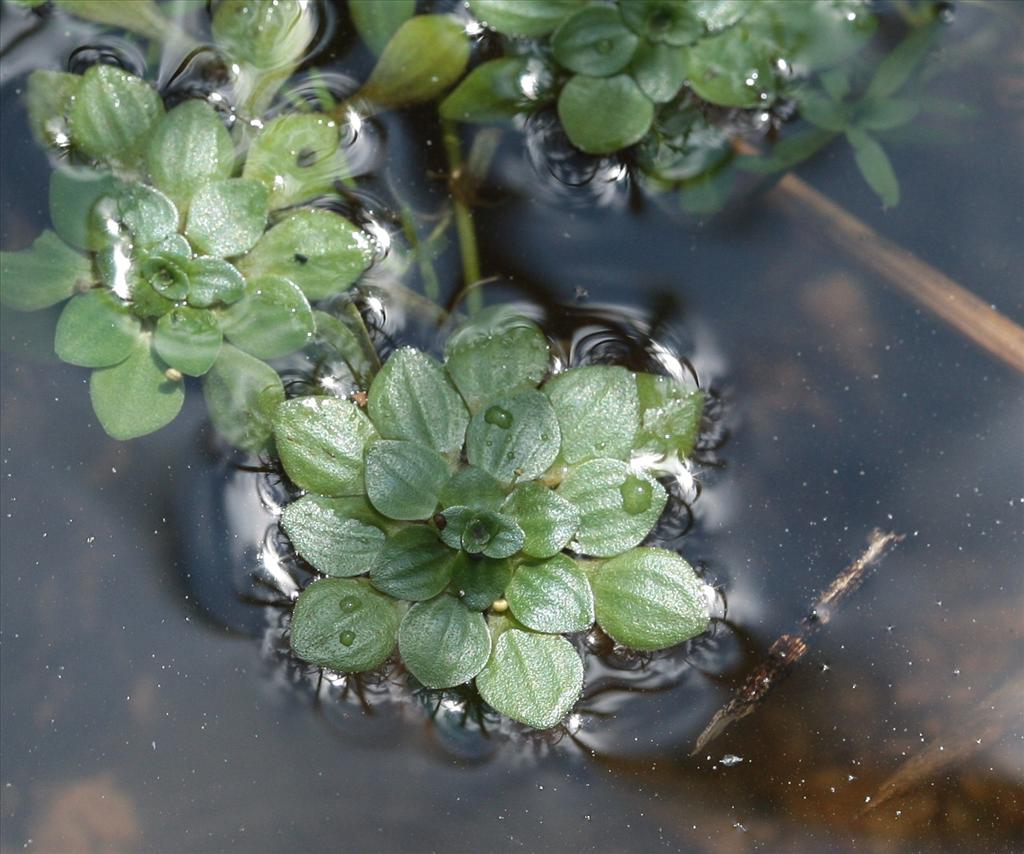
[484,405,513,429]
[619,475,653,515]
[339,630,356,646]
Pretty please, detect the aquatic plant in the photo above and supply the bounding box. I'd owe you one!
[1,36,372,442]
[278,309,709,727]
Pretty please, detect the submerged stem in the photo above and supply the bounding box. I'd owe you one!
[441,119,482,315]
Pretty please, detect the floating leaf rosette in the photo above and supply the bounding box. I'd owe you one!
[279,308,711,728]
[2,59,373,446]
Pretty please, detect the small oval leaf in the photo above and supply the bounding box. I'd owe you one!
[54,290,141,368]
[506,554,594,633]
[146,100,234,209]
[219,275,314,359]
[365,439,451,521]
[399,594,491,688]
[465,390,560,486]
[290,577,400,672]
[557,74,653,154]
[185,179,268,258]
[153,306,223,376]
[202,344,285,452]
[282,495,387,577]
[590,547,709,650]
[500,481,579,558]
[544,364,639,464]
[476,628,584,729]
[370,525,459,601]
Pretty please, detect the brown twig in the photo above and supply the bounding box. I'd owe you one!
[692,529,905,755]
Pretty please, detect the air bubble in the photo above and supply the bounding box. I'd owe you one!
[620,475,653,515]
[484,405,513,429]
[339,630,356,647]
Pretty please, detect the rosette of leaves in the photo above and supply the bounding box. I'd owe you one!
[278,309,710,728]
[447,0,879,156]
[2,62,373,444]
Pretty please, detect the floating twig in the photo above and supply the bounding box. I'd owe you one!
[692,529,905,755]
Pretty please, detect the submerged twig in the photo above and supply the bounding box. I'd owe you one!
[692,529,905,755]
[862,671,1024,815]
[772,172,1024,374]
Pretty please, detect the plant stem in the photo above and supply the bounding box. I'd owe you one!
[441,119,482,315]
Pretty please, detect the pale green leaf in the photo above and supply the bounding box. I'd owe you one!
[557,74,654,154]
[444,308,550,411]
[0,230,92,311]
[146,100,235,209]
[67,64,163,169]
[349,0,416,55]
[635,372,704,460]
[368,347,469,455]
[686,26,775,108]
[54,290,141,367]
[465,390,560,486]
[365,439,450,521]
[450,553,512,610]
[439,466,508,512]
[847,128,900,208]
[500,481,579,558]
[282,495,387,577]
[202,344,285,452]
[544,365,638,464]
[238,209,373,300]
[25,69,80,148]
[361,15,470,108]
[153,306,222,376]
[620,0,704,46]
[185,179,268,258]
[506,554,594,633]
[476,628,584,729]
[552,6,638,77]
[274,396,377,495]
[89,337,184,439]
[289,577,400,672]
[49,168,122,251]
[370,525,459,601]
[186,256,246,308]
[398,594,491,688]
[219,275,314,359]
[440,57,550,123]
[590,547,709,650]
[558,458,666,557]
[629,41,688,103]
[468,0,584,36]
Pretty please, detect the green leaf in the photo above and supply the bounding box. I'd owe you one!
[635,373,704,460]
[590,547,709,650]
[0,231,91,311]
[506,554,593,633]
[735,126,834,174]
[441,508,524,558]
[146,100,235,210]
[238,209,373,300]
[450,553,512,610]
[552,6,638,77]
[211,0,317,114]
[365,440,450,521]
[500,481,579,558]
[90,182,178,252]
[54,290,141,367]
[242,114,349,210]
[186,256,246,308]
[847,128,900,208]
[398,594,491,688]
[67,64,163,169]
[686,26,775,108]
[370,525,459,601]
[54,0,169,41]
[349,0,416,55]
[558,459,667,557]
[865,25,934,101]
[629,41,688,103]
[465,390,560,486]
[620,0,704,46]
[289,577,400,672]
[26,69,80,148]
[89,337,184,440]
[557,74,654,155]
[444,308,550,412]
[797,89,850,132]
[753,0,875,72]
[153,307,222,376]
[544,365,639,464]
[311,309,379,383]
[468,0,584,36]
[49,168,122,251]
[139,253,190,300]
[368,347,469,456]
[857,97,921,131]
[476,628,584,729]
[274,396,377,495]
[219,275,314,359]
[282,495,387,577]
[360,15,470,108]
[202,345,284,451]
[185,179,268,258]
[440,57,551,123]
[439,466,508,512]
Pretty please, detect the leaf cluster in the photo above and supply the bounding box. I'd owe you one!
[280,309,710,728]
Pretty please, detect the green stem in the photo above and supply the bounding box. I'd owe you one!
[441,119,482,315]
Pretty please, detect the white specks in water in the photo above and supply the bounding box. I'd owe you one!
[719,754,743,767]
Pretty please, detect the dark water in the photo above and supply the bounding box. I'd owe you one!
[2,2,1022,851]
